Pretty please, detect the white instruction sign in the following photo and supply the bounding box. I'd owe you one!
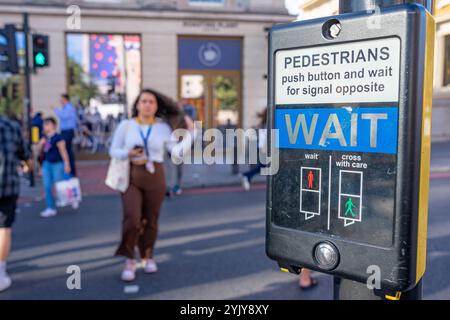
[275,37,401,104]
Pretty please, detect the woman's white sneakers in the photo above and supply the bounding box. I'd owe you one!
[121,259,158,282]
[121,259,137,282]
[241,176,250,191]
[144,259,158,274]
[0,271,12,292]
[40,204,79,218]
[40,208,57,218]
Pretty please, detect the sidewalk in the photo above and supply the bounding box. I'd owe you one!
[18,161,265,203]
[18,141,449,203]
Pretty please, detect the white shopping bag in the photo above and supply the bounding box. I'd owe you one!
[105,158,130,193]
[55,177,82,207]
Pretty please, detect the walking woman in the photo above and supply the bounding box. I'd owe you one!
[109,89,195,282]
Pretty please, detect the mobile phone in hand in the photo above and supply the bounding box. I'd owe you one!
[133,145,144,152]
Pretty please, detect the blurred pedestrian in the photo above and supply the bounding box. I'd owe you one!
[182,100,197,121]
[299,269,318,290]
[79,111,98,153]
[31,112,44,138]
[0,115,32,292]
[173,160,183,196]
[54,94,77,176]
[164,151,184,197]
[109,88,195,282]
[165,100,197,197]
[91,108,102,135]
[37,117,72,218]
[241,108,268,190]
[75,101,87,127]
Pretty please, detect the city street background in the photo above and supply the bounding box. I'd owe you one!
[0,141,449,300]
[1,0,450,302]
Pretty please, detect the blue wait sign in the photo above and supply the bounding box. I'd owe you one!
[275,107,399,154]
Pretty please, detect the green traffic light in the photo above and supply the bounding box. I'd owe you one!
[35,52,46,66]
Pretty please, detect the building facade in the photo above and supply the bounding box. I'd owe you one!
[432,0,450,141]
[0,0,292,129]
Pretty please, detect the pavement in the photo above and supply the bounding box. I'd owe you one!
[17,163,265,205]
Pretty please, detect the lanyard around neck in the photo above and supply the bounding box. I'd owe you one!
[139,125,152,157]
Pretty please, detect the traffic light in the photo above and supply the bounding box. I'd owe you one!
[0,24,19,74]
[32,34,49,68]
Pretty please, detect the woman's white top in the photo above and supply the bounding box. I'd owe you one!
[109,118,194,163]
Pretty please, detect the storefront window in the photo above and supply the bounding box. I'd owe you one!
[66,33,142,118]
[212,75,239,127]
[181,74,206,123]
[66,33,141,156]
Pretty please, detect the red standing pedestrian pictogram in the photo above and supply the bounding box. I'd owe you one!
[308,170,314,189]
[300,167,322,220]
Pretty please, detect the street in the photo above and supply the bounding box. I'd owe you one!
[0,171,448,300]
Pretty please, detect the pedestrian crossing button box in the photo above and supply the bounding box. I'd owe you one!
[266,3,435,292]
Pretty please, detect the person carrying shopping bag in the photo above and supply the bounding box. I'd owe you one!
[107,89,195,282]
[38,117,72,218]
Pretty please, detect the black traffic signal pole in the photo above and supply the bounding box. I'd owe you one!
[23,12,34,187]
[332,0,432,301]
[0,24,19,74]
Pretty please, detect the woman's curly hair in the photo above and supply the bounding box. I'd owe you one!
[131,89,186,130]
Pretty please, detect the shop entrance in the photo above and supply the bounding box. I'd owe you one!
[178,36,242,129]
[179,71,241,129]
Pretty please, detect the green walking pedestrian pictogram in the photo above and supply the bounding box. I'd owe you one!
[344,198,357,218]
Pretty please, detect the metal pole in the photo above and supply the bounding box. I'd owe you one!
[333,277,383,300]
[23,12,34,187]
[400,279,423,300]
[334,0,432,301]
